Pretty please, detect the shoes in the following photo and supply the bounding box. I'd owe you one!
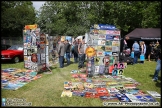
[152,79,158,82]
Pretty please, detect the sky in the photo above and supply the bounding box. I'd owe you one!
[32,1,45,10]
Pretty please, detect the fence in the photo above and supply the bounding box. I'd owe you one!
[1,37,23,46]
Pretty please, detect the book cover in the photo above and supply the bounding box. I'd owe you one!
[98,39,105,46]
[105,46,112,52]
[125,94,141,102]
[100,95,118,100]
[61,90,73,97]
[97,51,105,57]
[105,40,112,46]
[64,81,72,90]
[135,95,157,102]
[97,45,105,51]
[71,82,84,91]
[116,93,131,102]
[98,34,106,40]
[72,90,85,97]
[112,69,118,76]
[94,66,99,75]
[147,91,161,98]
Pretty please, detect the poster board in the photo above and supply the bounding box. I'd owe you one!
[23,25,49,72]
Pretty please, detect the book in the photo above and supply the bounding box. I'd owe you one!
[125,94,141,102]
[147,91,161,98]
[64,81,72,90]
[135,95,157,102]
[61,90,73,97]
[116,93,131,102]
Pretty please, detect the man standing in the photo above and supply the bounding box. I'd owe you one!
[64,40,71,65]
[122,35,129,52]
[78,39,86,69]
[132,41,140,64]
[58,39,65,68]
[73,40,79,63]
[152,53,161,81]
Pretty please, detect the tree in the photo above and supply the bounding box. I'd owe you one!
[36,1,161,37]
[1,1,36,37]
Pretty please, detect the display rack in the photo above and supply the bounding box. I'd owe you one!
[23,25,49,72]
[86,24,121,77]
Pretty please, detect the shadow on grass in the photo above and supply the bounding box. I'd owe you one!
[155,81,161,88]
[63,61,76,67]
[149,74,161,80]
[149,74,161,88]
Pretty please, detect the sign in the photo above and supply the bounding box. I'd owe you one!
[85,46,96,57]
[25,24,37,30]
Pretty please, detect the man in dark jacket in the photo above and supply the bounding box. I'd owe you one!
[65,40,71,65]
[72,40,79,63]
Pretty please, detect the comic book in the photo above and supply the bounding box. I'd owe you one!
[64,81,72,90]
[100,95,118,101]
[135,95,157,102]
[147,91,161,98]
[71,82,84,91]
[125,93,141,102]
[72,90,85,97]
[116,93,131,102]
[61,90,73,97]
[107,88,119,95]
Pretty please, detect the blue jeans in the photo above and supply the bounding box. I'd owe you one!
[59,56,64,68]
[73,52,78,63]
[78,54,85,68]
[134,51,139,64]
[66,52,70,65]
[153,59,161,80]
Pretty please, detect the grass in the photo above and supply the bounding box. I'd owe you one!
[1,59,161,107]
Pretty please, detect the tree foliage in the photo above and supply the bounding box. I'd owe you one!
[1,1,160,38]
[1,1,36,37]
[36,1,160,37]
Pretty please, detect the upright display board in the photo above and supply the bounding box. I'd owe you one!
[23,24,49,72]
[86,24,121,76]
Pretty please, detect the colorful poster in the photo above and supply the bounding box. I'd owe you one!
[98,40,105,45]
[94,65,99,74]
[98,34,106,40]
[25,24,37,30]
[112,46,119,52]
[23,27,49,72]
[105,40,112,46]
[104,51,112,56]
[97,45,105,51]
[106,35,114,40]
[97,51,104,57]
[112,41,120,46]
[105,46,112,52]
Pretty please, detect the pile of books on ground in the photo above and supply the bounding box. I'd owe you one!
[1,68,42,90]
[61,70,160,104]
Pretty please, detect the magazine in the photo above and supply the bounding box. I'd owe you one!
[147,91,161,98]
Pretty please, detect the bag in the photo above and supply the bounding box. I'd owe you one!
[123,57,134,65]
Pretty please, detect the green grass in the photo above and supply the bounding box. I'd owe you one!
[1,59,161,107]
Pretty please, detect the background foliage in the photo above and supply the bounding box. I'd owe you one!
[1,1,161,38]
